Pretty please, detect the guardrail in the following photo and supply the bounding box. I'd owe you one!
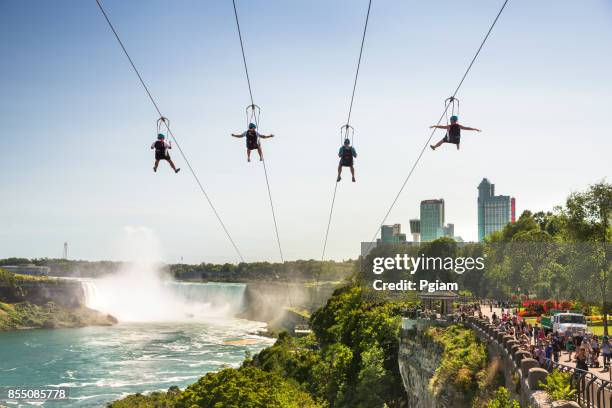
[542,359,612,408]
[467,315,611,408]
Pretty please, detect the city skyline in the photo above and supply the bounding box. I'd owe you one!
[379,177,515,244]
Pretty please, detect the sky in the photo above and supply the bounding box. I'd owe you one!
[0,0,610,264]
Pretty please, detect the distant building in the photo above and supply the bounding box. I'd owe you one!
[2,265,50,276]
[420,199,445,242]
[439,223,454,238]
[378,224,407,243]
[477,178,516,242]
[409,219,421,242]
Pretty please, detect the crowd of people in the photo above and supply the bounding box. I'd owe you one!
[483,307,612,373]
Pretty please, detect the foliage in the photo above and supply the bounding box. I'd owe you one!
[538,369,576,401]
[0,268,17,286]
[0,258,356,283]
[177,366,322,408]
[425,325,488,401]
[108,387,180,408]
[0,301,113,331]
[486,387,521,408]
[250,285,408,408]
[171,259,355,283]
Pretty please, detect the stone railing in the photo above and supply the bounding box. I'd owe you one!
[466,316,604,408]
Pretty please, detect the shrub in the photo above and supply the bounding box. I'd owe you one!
[487,387,521,408]
[177,366,322,408]
[426,325,488,401]
[539,369,576,401]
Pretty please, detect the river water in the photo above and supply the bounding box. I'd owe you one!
[0,281,274,407]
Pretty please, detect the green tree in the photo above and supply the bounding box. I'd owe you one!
[177,366,322,408]
[562,181,611,335]
[563,181,612,242]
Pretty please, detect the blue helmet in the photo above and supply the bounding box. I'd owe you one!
[249,123,257,129]
[450,115,458,122]
[157,133,165,140]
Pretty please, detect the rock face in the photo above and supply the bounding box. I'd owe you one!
[398,331,441,407]
[240,282,336,330]
[398,320,472,408]
[0,279,85,307]
[0,278,117,331]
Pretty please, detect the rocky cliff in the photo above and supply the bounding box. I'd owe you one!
[399,320,473,408]
[240,281,337,331]
[0,276,116,331]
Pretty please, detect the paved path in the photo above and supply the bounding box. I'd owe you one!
[477,305,612,382]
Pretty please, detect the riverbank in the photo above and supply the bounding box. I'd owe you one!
[0,301,117,331]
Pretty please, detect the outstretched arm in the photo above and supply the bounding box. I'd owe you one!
[430,125,449,130]
[231,133,244,138]
[151,142,155,149]
[459,125,481,132]
[259,134,274,139]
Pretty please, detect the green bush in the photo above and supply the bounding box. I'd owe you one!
[108,387,179,408]
[0,268,17,287]
[538,369,576,401]
[177,366,321,408]
[251,284,409,408]
[426,325,488,400]
[487,387,521,408]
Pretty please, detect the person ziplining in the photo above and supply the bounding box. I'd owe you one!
[151,117,180,173]
[151,134,180,173]
[429,115,481,151]
[231,122,274,162]
[337,138,357,182]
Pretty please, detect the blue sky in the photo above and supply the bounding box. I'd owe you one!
[1,0,610,263]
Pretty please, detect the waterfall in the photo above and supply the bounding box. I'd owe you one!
[77,226,248,323]
[80,278,246,323]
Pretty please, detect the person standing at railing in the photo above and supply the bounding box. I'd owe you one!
[545,341,553,362]
[566,336,576,362]
[552,336,561,363]
[591,335,600,365]
[575,348,589,371]
[601,336,611,368]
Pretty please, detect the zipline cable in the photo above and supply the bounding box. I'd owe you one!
[321,0,373,261]
[365,0,510,253]
[232,0,254,107]
[321,182,339,261]
[94,0,245,262]
[231,0,285,263]
[346,0,373,127]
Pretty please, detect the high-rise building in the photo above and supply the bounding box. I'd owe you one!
[439,223,454,238]
[409,219,421,242]
[477,178,516,242]
[378,224,407,243]
[420,199,445,242]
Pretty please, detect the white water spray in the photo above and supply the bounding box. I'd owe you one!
[82,226,245,322]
